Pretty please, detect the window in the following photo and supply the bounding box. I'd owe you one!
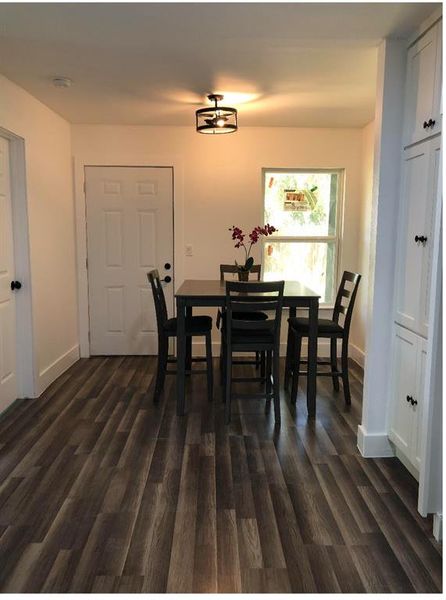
[262,169,343,305]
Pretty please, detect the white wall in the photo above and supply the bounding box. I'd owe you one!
[0,74,79,396]
[72,124,370,356]
[358,39,406,458]
[350,120,375,365]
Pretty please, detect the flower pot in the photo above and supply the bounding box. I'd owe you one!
[237,270,250,282]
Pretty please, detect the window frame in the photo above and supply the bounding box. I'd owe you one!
[261,167,345,308]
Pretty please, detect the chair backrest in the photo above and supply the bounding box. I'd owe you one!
[220,263,262,281]
[147,269,168,333]
[225,280,285,344]
[332,271,361,332]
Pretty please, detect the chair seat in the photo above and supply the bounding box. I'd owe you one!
[163,315,212,335]
[288,317,344,335]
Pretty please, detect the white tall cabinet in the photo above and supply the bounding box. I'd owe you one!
[388,17,442,479]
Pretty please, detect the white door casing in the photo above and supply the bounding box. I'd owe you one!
[85,166,174,355]
[0,137,18,410]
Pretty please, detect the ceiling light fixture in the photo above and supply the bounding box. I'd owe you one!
[52,76,72,88]
[196,94,238,134]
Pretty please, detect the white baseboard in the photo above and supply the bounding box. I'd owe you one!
[433,513,442,541]
[36,344,80,397]
[357,424,395,458]
[394,446,419,481]
[349,343,365,368]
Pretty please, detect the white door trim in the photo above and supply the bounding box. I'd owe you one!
[0,127,36,399]
[73,153,185,357]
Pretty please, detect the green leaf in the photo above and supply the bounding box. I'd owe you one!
[245,256,254,270]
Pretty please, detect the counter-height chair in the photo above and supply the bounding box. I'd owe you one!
[147,269,213,403]
[284,271,361,406]
[222,280,284,424]
[217,264,267,378]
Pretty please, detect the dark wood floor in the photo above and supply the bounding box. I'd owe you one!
[0,356,441,593]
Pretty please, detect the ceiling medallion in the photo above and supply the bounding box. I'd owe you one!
[196,94,238,134]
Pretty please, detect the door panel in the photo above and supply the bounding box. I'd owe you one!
[395,142,430,333]
[389,325,418,455]
[404,24,439,146]
[0,137,17,411]
[413,338,427,470]
[86,166,174,355]
[420,138,441,335]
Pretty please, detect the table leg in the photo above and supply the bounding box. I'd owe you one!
[185,306,192,373]
[307,298,318,418]
[176,297,186,416]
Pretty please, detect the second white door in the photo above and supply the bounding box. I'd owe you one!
[86,166,174,355]
[0,136,18,411]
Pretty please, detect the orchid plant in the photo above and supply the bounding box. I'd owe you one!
[229,224,277,272]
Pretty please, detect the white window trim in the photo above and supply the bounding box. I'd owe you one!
[261,167,345,309]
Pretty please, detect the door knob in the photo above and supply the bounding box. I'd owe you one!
[11,280,22,291]
[162,275,172,283]
[164,262,172,270]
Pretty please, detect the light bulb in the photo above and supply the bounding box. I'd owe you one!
[216,118,225,127]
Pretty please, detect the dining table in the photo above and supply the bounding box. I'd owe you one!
[174,279,320,418]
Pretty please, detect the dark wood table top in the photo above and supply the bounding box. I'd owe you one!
[175,279,320,303]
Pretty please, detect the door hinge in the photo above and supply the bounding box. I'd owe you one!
[85,257,88,270]
[83,181,86,194]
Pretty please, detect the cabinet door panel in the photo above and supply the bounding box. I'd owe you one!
[420,138,441,336]
[404,23,440,146]
[413,339,427,469]
[395,142,430,332]
[389,326,418,455]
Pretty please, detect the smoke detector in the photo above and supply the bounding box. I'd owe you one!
[52,76,72,88]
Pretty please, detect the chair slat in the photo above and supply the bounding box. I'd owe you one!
[228,320,275,331]
[343,271,360,283]
[220,264,262,281]
[230,301,278,312]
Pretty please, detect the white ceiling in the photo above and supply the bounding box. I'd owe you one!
[0,3,440,127]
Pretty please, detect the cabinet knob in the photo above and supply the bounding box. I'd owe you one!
[414,235,428,245]
[406,395,413,403]
[411,398,418,406]
[428,118,436,128]
[423,120,429,129]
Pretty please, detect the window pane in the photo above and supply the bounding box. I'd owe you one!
[263,241,335,304]
[264,171,338,237]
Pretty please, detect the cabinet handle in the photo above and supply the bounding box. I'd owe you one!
[428,118,436,128]
[406,395,413,403]
[411,398,418,406]
[414,235,428,245]
[423,121,429,129]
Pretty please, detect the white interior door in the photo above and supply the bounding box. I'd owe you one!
[0,137,18,411]
[85,166,174,355]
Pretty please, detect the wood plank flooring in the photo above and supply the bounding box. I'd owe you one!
[0,356,442,593]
